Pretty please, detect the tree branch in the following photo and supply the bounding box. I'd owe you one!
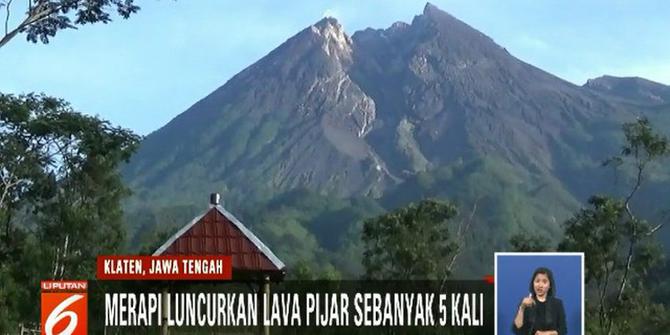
[0,171,21,210]
[0,1,56,49]
[442,199,478,288]
[447,199,477,272]
[623,159,645,219]
[4,0,12,36]
[647,222,665,235]
[598,262,611,330]
[608,157,649,335]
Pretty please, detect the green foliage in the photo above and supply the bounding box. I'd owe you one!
[383,156,578,274]
[242,189,383,278]
[124,188,384,280]
[137,225,181,255]
[612,289,670,334]
[287,260,343,280]
[559,118,669,334]
[220,118,256,167]
[246,119,280,157]
[127,204,200,251]
[0,93,140,330]
[290,260,316,280]
[621,117,669,161]
[0,0,140,48]
[0,229,34,330]
[362,199,457,280]
[557,196,664,333]
[559,196,625,283]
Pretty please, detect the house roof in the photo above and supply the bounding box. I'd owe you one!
[153,205,285,273]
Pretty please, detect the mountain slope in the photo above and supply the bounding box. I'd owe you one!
[122,3,670,273]
[124,4,636,206]
[125,17,392,207]
[584,75,670,106]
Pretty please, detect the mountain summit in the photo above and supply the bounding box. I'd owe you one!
[123,4,664,219]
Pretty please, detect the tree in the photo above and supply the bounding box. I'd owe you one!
[0,93,139,242]
[559,196,627,333]
[0,1,142,330]
[559,117,669,335]
[0,93,140,328]
[0,0,139,49]
[613,118,668,297]
[362,199,457,280]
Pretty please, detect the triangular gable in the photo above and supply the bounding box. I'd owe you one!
[153,205,285,272]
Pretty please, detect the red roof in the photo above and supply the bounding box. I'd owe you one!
[153,206,285,274]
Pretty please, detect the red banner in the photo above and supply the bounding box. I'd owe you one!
[96,255,232,280]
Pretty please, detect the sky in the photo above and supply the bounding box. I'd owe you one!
[2,0,669,135]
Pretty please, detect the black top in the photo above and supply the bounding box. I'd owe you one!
[512,296,567,335]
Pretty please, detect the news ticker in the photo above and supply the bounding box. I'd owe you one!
[92,281,492,334]
[42,281,493,334]
[104,291,486,327]
[39,256,493,334]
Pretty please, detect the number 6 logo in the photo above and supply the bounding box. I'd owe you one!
[41,291,87,335]
[45,294,84,335]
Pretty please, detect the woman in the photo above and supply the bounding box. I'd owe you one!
[512,267,567,335]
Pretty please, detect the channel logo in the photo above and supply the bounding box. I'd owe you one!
[40,281,87,335]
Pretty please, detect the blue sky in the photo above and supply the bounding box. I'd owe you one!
[2,0,669,135]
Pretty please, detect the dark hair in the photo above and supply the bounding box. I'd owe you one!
[529,267,555,297]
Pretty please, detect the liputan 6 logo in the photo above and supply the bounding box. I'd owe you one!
[40,281,87,335]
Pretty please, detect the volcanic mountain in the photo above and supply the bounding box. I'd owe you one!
[123,4,670,270]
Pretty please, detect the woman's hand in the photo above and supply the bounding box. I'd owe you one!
[521,293,535,309]
[515,293,535,330]
[514,294,532,329]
